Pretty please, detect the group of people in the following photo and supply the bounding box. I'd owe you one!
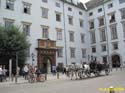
[0,65,7,82]
[22,64,45,82]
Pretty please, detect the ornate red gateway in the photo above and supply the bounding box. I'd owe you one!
[36,39,57,73]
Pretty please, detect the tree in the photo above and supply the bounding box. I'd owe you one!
[0,25,29,68]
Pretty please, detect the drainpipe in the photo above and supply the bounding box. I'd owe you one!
[63,0,68,66]
[102,0,112,71]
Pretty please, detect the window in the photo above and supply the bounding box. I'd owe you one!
[100,28,106,42]
[70,48,75,58]
[109,13,116,23]
[42,26,49,38]
[69,31,74,42]
[98,8,102,13]
[79,11,82,15]
[81,33,85,43]
[102,56,107,63]
[108,3,113,9]
[56,13,61,22]
[56,28,62,40]
[82,49,86,58]
[90,31,96,44]
[4,19,14,29]
[89,12,93,16]
[42,7,48,18]
[119,0,125,4]
[101,44,106,52]
[122,22,125,38]
[98,17,104,26]
[26,47,30,57]
[23,23,31,36]
[56,2,60,7]
[23,2,31,14]
[68,16,73,25]
[92,46,96,53]
[112,43,118,50]
[57,47,63,57]
[6,0,15,10]
[79,19,83,27]
[110,25,118,40]
[42,0,47,3]
[89,21,94,29]
[120,8,125,19]
[68,7,72,11]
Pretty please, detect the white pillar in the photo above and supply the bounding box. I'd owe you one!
[47,59,51,74]
[9,59,12,81]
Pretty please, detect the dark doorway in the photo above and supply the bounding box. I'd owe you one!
[42,57,52,74]
[112,55,120,67]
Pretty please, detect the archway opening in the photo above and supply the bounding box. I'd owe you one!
[42,57,52,74]
[111,55,120,67]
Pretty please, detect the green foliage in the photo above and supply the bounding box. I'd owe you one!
[0,25,29,66]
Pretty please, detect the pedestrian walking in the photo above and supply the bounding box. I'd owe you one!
[23,64,29,80]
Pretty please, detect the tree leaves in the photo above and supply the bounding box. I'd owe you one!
[0,25,29,65]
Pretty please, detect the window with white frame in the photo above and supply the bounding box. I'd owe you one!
[79,19,83,27]
[112,42,118,50]
[89,21,94,29]
[56,2,60,7]
[79,11,82,15]
[26,47,30,57]
[42,7,48,18]
[6,0,15,10]
[89,12,93,16]
[56,12,61,22]
[98,17,104,26]
[42,26,49,38]
[119,0,125,4]
[56,28,62,40]
[98,8,102,13]
[109,13,116,23]
[122,22,125,38]
[82,49,86,58]
[81,33,85,43]
[101,44,107,52]
[23,2,31,14]
[69,31,74,42]
[110,25,118,40]
[68,16,73,25]
[108,3,113,9]
[57,47,63,57]
[70,47,75,58]
[23,23,31,36]
[42,0,47,3]
[68,7,72,11]
[90,31,96,44]
[120,8,125,20]
[4,19,14,29]
[100,28,106,42]
[92,46,96,53]
[102,56,107,63]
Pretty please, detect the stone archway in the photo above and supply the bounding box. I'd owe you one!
[42,57,52,74]
[111,54,120,67]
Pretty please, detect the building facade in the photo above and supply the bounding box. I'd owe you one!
[86,0,125,68]
[0,0,125,72]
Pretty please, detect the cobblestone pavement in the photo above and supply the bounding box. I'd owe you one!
[0,68,125,93]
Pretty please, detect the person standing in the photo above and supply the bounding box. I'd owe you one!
[23,64,29,80]
[0,65,3,82]
[2,65,7,81]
